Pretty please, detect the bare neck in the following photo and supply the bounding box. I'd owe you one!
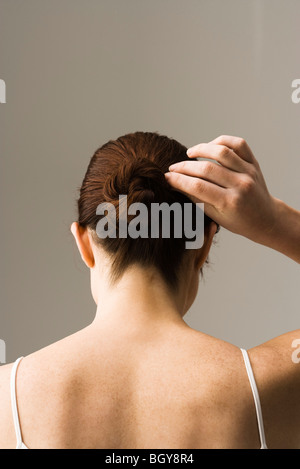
[91,267,188,332]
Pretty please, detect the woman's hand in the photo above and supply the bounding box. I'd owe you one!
[165,135,300,262]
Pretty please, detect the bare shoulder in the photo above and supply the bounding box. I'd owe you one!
[181,327,249,388]
[248,328,300,381]
[0,362,20,448]
[0,361,12,388]
[0,362,13,406]
[248,329,300,448]
[185,326,243,360]
[0,334,86,449]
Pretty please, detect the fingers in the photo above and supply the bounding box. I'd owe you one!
[208,135,256,163]
[164,171,226,206]
[165,135,259,213]
[168,160,239,189]
[186,143,249,173]
[188,135,258,166]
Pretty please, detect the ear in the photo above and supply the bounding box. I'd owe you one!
[70,222,95,268]
[193,221,218,271]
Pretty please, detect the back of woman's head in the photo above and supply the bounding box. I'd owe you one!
[77,131,213,290]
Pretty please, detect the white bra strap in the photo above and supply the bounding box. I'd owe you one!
[240,348,267,449]
[10,357,24,448]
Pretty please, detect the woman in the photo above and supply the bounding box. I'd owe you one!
[0,132,299,449]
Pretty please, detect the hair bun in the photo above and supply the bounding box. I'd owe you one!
[103,158,169,204]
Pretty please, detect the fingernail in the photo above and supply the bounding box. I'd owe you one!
[168,164,177,171]
[187,148,194,156]
[164,172,171,178]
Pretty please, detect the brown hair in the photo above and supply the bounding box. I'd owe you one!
[77,131,213,290]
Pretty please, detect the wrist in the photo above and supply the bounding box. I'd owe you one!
[264,197,300,262]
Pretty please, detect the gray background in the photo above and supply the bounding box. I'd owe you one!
[0,0,299,363]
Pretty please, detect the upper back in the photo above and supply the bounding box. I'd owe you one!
[0,324,299,449]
